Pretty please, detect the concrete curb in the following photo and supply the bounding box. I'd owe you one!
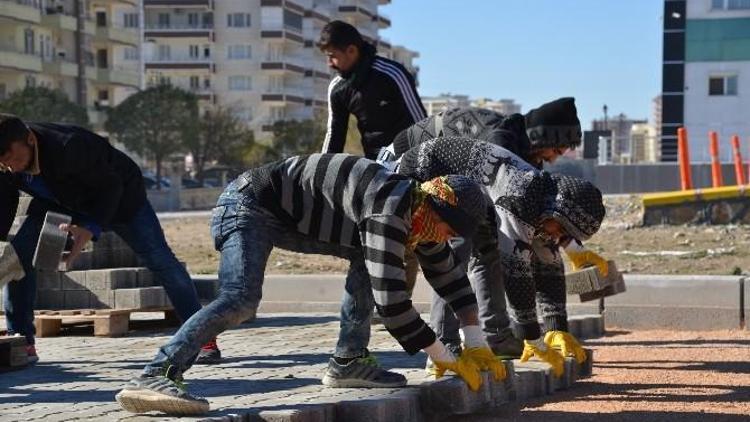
[198,354,593,422]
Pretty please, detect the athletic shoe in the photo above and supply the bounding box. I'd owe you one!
[195,339,221,365]
[26,344,39,365]
[491,335,524,360]
[322,354,406,388]
[115,375,209,415]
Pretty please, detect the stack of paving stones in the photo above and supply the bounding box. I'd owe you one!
[0,195,218,313]
[565,260,627,302]
[0,335,27,371]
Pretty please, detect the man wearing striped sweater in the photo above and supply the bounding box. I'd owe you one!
[318,21,426,159]
[116,154,506,416]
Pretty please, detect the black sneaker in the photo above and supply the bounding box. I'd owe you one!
[491,335,524,360]
[195,339,222,365]
[322,354,407,388]
[115,375,209,415]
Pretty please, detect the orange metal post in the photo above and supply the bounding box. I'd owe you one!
[677,128,692,190]
[732,135,746,185]
[709,131,723,187]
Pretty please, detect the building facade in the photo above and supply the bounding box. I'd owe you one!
[661,0,750,162]
[592,114,648,164]
[142,0,414,141]
[0,0,141,128]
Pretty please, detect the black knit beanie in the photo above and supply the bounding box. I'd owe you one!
[426,175,487,239]
[550,174,605,241]
[524,97,582,150]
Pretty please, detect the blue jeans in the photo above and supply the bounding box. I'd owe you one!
[4,199,202,345]
[143,176,372,377]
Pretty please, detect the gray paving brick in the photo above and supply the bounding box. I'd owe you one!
[63,290,92,309]
[37,270,62,290]
[420,372,493,415]
[136,268,155,287]
[89,289,116,308]
[33,212,71,271]
[61,272,87,291]
[85,269,138,290]
[512,365,548,400]
[114,286,166,309]
[35,290,65,310]
[337,390,419,422]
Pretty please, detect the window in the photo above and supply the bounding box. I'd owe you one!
[227,45,252,59]
[189,45,200,59]
[284,10,303,31]
[202,12,213,28]
[227,13,251,28]
[712,0,725,9]
[24,29,35,55]
[98,90,109,101]
[188,13,199,28]
[124,13,139,28]
[158,13,170,28]
[728,0,750,9]
[234,108,253,122]
[228,75,252,91]
[157,45,170,60]
[25,75,36,88]
[124,47,138,61]
[190,76,200,89]
[203,77,211,89]
[709,75,738,96]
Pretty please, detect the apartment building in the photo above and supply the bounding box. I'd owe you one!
[661,0,750,162]
[421,93,471,116]
[472,97,521,116]
[142,0,413,141]
[0,0,141,128]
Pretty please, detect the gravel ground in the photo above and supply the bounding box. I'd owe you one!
[162,195,750,275]
[461,329,750,421]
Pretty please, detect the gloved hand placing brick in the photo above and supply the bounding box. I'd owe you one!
[520,337,565,378]
[424,340,483,391]
[564,241,609,276]
[0,241,25,288]
[544,330,587,364]
[460,325,507,382]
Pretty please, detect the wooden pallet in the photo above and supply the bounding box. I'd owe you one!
[33,307,179,338]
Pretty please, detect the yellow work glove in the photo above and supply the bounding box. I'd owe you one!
[520,338,565,378]
[433,355,483,391]
[544,330,587,364]
[462,347,507,382]
[565,248,609,277]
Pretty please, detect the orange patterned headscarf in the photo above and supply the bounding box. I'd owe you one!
[407,176,458,249]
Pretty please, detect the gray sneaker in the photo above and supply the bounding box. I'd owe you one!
[115,375,209,415]
[322,355,407,388]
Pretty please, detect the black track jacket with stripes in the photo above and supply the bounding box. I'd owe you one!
[249,153,477,354]
[322,44,426,159]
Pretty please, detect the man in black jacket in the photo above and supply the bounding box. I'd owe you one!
[0,115,219,363]
[318,20,426,159]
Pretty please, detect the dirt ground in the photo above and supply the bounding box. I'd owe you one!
[162,195,750,275]
[487,329,750,421]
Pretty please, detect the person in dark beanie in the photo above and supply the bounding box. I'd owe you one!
[0,114,221,364]
[317,20,426,159]
[387,97,583,169]
[116,154,507,415]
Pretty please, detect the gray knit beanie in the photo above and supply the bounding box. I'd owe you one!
[550,174,605,241]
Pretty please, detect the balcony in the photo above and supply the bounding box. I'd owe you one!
[96,25,139,46]
[0,47,42,72]
[42,58,78,77]
[378,0,390,4]
[261,88,307,105]
[41,10,76,31]
[375,13,390,28]
[260,23,304,45]
[261,60,307,76]
[144,23,213,38]
[337,3,375,20]
[145,56,213,70]
[96,67,139,87]
[0,0,41,24]
[144,0,212,8]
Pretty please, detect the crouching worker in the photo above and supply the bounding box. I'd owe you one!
[116,153,506,415]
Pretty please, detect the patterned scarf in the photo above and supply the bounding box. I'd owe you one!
[407,177,458,250]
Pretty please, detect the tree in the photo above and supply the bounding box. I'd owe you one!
[0,86,89,127]
[188,105,255,183]
[270,118,326,159]
[106,85,198,189]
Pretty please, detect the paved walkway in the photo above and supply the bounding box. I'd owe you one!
[0,313,433,422]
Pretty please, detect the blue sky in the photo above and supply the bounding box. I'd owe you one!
[381,0,663,129]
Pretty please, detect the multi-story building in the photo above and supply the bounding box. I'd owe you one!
[471,97,521,115]
[661,0,750,162]
[629,123,659,163]
[142,0,411,141]
[0,0,141,128]
[592,114,648,163]
[421,93,470,116]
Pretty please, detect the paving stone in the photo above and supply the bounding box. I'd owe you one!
[578,349,594,378]
[35,290,65,310]
[490,361,516,405]
[89,289,116,308]
[337,390,420,422]
[420,372,494,415]
[66,251,93,271]
[567,317,583,338]
[114,287,166,309]
[63,290,92,309]
[37,271,62,290]
[60,272,87,291]
[84,269,138,290]
[32,212,71,271]
[569,314,605,339]
[135,268,155,287]
[512,365,548,400]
